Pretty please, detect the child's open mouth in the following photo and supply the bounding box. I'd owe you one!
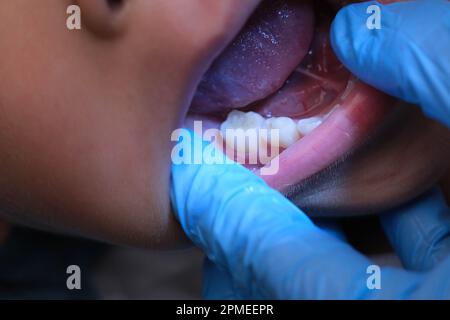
[185,0,396,193]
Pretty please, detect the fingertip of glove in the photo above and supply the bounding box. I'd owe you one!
[330,2,367,73]
[331,1,392,74]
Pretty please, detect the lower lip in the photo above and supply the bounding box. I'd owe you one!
[260,80,395,192]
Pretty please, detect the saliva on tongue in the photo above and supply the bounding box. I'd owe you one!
[190,0,351,120]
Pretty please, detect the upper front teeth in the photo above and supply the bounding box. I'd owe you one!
[220,110,323,151]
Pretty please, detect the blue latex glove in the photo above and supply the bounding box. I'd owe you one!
[171,131,450,299]
[171,0,450,299]
[330,0,450,128]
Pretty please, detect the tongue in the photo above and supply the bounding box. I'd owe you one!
[190,0,315,115]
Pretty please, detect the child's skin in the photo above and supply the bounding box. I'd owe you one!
[0,0,260,246]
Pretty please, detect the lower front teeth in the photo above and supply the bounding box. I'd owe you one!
[220,110,323,155]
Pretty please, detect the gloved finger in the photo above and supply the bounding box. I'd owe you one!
[330,0,450,127]
[380,188,450,271]
[171,131,438,299]
[171,130,316,298]
[203,258,242,300]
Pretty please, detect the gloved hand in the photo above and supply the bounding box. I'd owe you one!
[171,0,450,299]
[171,131,450,299]
[330,0,450,128]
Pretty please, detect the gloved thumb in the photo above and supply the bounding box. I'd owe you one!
[330,0,450,128]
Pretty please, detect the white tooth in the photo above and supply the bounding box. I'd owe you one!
[220,110,266,131]
[297,117,323,136]
[266,117,301,148]
[220,111,267,157]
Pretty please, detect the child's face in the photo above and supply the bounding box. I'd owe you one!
[1,1,448,247]
[0,0,259,246]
